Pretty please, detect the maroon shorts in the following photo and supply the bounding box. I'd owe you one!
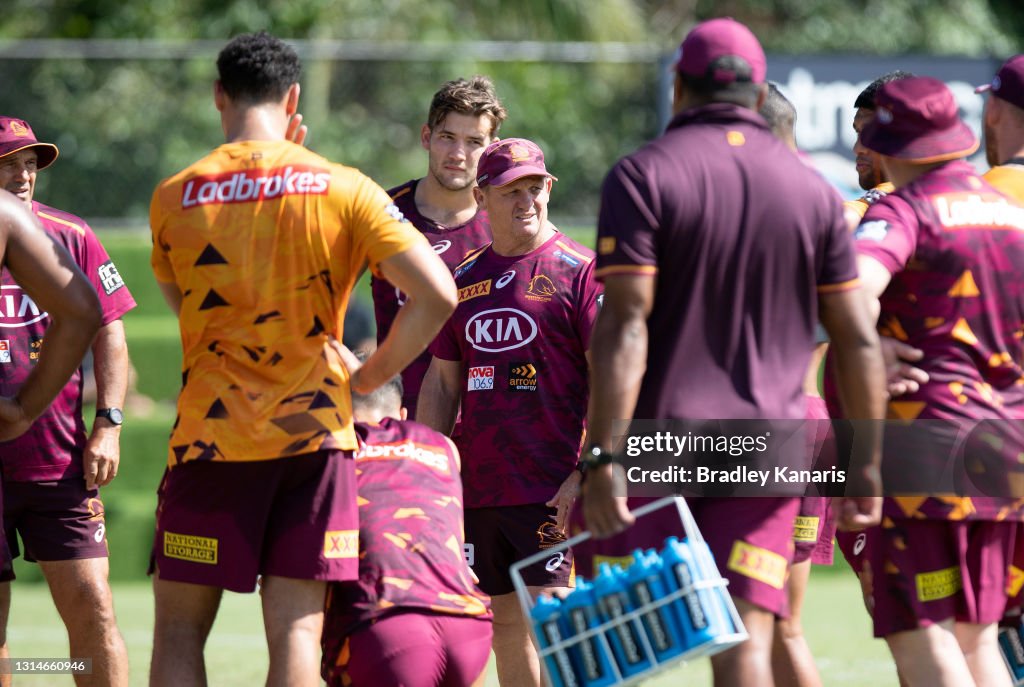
[792,496,835,565]
[568,496,684,578]
[3,478,108,566]
[689,497,800,617]
[152,450,357,593]
[869,518,1016,638]
[326,611,493,687]
[464,504,574,596]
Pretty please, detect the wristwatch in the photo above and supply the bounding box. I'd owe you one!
[95,408,124,426]
[577,445,615,476]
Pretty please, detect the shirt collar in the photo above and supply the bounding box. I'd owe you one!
[666,103,768,132]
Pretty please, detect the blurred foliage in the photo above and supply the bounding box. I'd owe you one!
[0,0,1020,221]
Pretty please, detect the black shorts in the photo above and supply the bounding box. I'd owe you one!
[464,503,574,596]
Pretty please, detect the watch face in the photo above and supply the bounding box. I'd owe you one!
[101,408,124,425]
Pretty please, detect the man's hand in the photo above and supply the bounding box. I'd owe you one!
[286,112,307,146]
[545,471,582,535]
[84,424,121,490]
[0,397,31,442]
[581,464,634,537]
[833,495,882,532]
[328,336,364,387]
[881,336,928,397]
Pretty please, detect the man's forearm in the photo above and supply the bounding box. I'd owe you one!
[588,309,648,452]
[92,319,129,411]
[358,296,452,394]
[415,364,459,435]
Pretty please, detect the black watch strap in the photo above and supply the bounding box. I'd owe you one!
[95,408,124,426]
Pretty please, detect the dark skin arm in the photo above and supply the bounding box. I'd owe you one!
[0,193,102,440]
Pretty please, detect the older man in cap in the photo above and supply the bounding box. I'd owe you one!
[852,75,1024,686]
[418,137,601,687]
[0,116,134,686]
[979,55,1024,204]
[582,17,886,685]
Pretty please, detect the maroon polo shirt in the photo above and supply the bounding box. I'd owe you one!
[596,103,857,421]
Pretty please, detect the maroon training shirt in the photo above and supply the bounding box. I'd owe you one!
[596,104,858,421]
[371,180,492,417]
[429,232,601,508]
[0,201,136,481]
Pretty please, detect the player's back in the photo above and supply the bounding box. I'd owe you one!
[151,140,409,463]
[984,163,1024,204]
[612,106,849,421]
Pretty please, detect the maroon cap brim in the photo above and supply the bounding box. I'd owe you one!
[860,119,979,164]
[0,143,59,171]
[486,166,557,188]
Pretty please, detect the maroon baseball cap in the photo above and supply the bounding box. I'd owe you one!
[0,117,58,170]
[975,54,1024,111]
[859,76,978,163]
[476,138,556,188]
[675,17,766,85]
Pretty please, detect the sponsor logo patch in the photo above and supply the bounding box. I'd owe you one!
[0,341,9,363]
[1008,565,1024,598]
[915,566,963,602]
[163,531,218,565]
[464,543,475,566]
[853,532,867,556]
[180,165,331,208]
[496,270,516,289]
[29,336,42,363]
[465,308,538,353]
[458,279,492,303]
[546,552,565,572]
[727,540,787,589]
[467,365,494,391]
[508,362,538,392]
[553,250,580,267]
[432,239,452,254]
[0,286,45,328]
[453,259,478,280]
[324,530,359,559]
[792,516,820,543]
[526,274,556,302]
[854,220,890,242]
[98,260,126,295]
[598,237,616,255]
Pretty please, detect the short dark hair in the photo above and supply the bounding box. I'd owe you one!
[759,82,796,145]
[427,75,508,137]
[217,31,302,104]
[350,352,403,414]
[678,56,762,108]
[854,70,914,110]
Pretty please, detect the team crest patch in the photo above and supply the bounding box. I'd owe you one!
[598,237,616,255]
[9,121,29,137]
[163,532,218,564]
[727,541,787,589]
[526,275,556,302]
[915,566,963,602]
[536,521,567,549]
[792,516,820,543]
[324,530,358,559]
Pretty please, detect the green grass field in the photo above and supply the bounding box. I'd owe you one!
[5,569,900,686]
[0,228,903,685]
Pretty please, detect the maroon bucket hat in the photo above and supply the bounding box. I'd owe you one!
[675,17,766,85]
[0,117,58,170]
[859,76,978,163]
[975,54,1024,111]
[476,138,556,188]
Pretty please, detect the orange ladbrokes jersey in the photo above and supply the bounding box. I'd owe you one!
[984,163,1024,204]
[150,140,425,466]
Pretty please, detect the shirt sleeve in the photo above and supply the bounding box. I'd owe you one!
[344,170,429,278]
[594,157,659,280]
[149,185,175,284]
[574,259,602,351]
[428,313,461,362]
[78,223,137,324]
[816,198,861,294]
[853,195,919,275]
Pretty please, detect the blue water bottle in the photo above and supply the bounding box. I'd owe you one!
[560,577,618,687]
[530,595,581,687]
[999,625,1024,682]
[623,549,686,662]
[660,537,727,648]
[592,563,652,677]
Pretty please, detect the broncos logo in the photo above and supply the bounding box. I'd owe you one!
[536,521,567,549]
[526,274,556,301]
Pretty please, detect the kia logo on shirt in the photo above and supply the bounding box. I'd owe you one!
[465,308,538,352]
[0,286,46,327]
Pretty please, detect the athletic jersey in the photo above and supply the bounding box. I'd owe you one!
[150,140,426,466]
[430,232,600,508]
[855,160,1024,520]
[0,201,136,482]
[371,179,491,417]
[322,417,490,643]
[984,161,1024,204]
[597,104,858,421]
[844,182,895,220]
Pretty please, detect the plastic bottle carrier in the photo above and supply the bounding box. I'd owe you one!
[510,496,749,687]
